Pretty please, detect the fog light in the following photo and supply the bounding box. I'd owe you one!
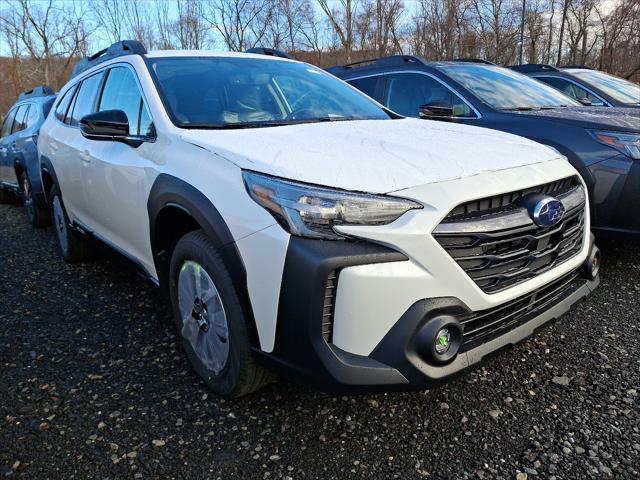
[435,328,452,354]
[415,316,463,365]
[581,245,601,280]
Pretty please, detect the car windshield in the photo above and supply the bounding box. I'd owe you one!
[437,64,581,110]
[566,69,640,105]
[147,56,391,128]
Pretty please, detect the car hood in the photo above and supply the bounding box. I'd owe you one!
[180,118,563,193]
[510,106,640,131]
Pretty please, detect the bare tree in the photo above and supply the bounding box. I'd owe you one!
[318,0,358,62]
[174,0,208,49]
[206,0,273,51]
[0,0,89,86]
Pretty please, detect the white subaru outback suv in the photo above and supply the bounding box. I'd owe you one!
[38,41,600,397]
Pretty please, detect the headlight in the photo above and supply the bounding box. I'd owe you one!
[590,130,640,160]
[243,171,422,240]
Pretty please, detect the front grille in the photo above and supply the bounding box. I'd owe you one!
[321,271,338,342]
[458,270,583,352]
[446,176,579,220]
[434,181,587,293]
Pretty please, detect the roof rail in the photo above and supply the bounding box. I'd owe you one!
[560,65,593,70]
[245,47,294,60]
[326,55,425,74]
[510,63,559,73]
[71,40,147,79]
[453,58,497,66]
[18,85,55,101]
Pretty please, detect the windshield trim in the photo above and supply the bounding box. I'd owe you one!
[144,55,392,129]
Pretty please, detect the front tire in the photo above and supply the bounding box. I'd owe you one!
[169,230,272,398]
[50,185,94,263]
[20,172,50,228]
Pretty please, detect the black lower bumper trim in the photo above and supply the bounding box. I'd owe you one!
[255,236,599,393]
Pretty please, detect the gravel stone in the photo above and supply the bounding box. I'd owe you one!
[1,205,639,479]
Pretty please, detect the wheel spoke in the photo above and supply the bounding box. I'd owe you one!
[177,261,229,374]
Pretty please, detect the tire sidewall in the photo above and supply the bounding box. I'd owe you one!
[20,172,37,226]
[51,188,72,260]
[169,234,247,396]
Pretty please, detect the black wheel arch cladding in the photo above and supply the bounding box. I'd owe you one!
[39,155,61,203]
[147,173,261,349]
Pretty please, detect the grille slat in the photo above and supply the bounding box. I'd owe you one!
[447,177,579,220]
[321,271,338,342]
[434,178,586,294]
[459,270,581,350]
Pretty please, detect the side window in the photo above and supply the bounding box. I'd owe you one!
[1,108,17,138]
[384,73,475,118]
[537,77,605,106]
[55,85,78,122]
[99,67,154,136]
[25,104,39,128]
[348,76,379,99]
[11,105,29,134]
[69,72,104,126]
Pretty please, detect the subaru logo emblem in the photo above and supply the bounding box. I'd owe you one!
[532,197,565,227]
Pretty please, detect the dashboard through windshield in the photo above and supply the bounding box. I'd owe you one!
[147,56,391,128]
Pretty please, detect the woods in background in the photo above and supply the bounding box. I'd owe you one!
[1,0,638,114]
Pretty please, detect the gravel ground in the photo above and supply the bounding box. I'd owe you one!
[1,202,639,480]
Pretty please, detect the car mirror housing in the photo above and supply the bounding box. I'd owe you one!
[419,102,455,119]
[80,110,145,147]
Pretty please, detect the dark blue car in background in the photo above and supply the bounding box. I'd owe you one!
[329,57,640,238]
[511,64,640,108]
[0,86,56,227]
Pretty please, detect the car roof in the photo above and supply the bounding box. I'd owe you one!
[145,50,296,63]
[328,56,498,77]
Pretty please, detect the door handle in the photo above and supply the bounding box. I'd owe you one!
[80,150,91,164]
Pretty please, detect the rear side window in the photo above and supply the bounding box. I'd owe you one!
[536,76,606,106]
[384,73,475,118]
[11,105,29,134]
[1,108,17,138]
[99,67,153,136]
[25,104,39,128]
[69,72,104,126]
[55,85,78,122]
[348,76,379,99]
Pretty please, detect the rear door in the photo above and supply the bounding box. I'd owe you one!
[53,72,105,225]
[0,105,29,187]
[0,107,18,185]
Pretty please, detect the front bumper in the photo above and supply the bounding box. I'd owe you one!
[254,237,599,392]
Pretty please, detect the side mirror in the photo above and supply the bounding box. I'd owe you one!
[419,102,454,119]
[80,110,144,147]
[577,97,593,106]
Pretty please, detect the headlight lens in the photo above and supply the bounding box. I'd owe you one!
[590,130,640,160]
[243,171,422,240]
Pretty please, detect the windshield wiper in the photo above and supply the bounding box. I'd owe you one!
[179,121,299,130]
[178,116,375,129]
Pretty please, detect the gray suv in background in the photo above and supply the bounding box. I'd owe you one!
[0,86,56,227]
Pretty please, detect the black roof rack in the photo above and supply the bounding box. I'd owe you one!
[71,40,147,79]
[510,63,560,73]
[560,65,593,70]
[245,47,294,60]
[326,55,426,74]
[18,85,55,101]
[453,58,497,66]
